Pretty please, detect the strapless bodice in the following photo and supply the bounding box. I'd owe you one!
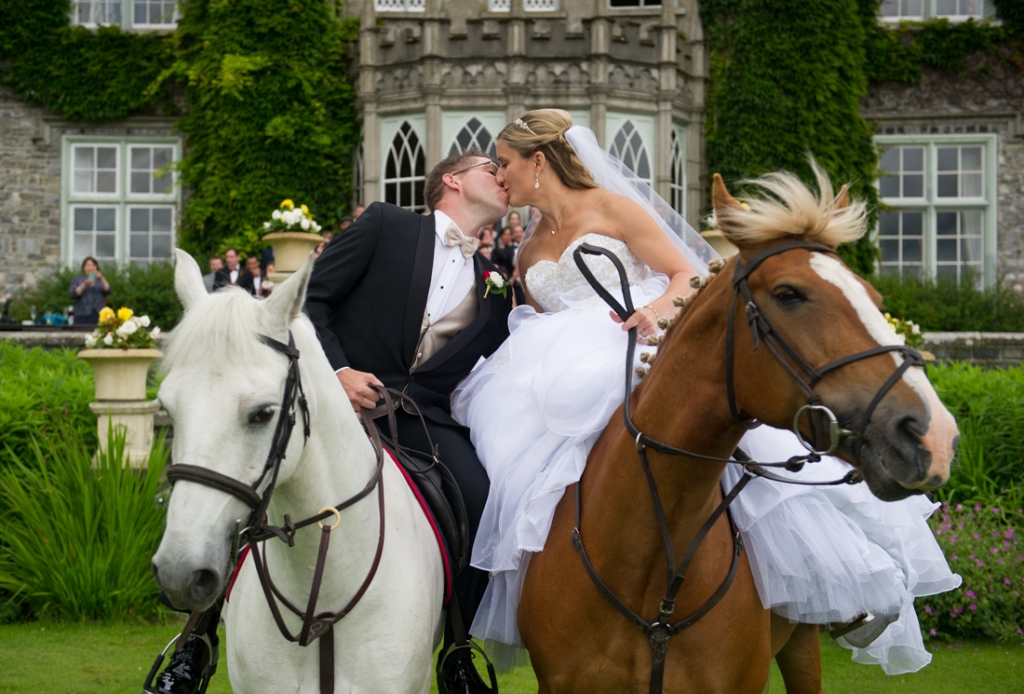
[524,233,651,314]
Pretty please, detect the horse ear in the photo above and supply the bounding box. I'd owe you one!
[174,249,208,312]
[261,252,314,334]
[835,184,850,210]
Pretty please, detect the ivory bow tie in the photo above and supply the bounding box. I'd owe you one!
[444,224,479,258]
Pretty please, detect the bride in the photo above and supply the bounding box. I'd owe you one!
[451,109,960,675]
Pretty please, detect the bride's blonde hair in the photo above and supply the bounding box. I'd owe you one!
[498,109,598,191]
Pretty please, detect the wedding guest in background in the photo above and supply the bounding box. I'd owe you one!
[353,204,365,219]
[507,210,522,230]
[511,224,525,246]
[213,248,254,292]
[492,226,516,277]
[339,216,354,232]
[202,256,223,293]
[69,257,111,325]
[322,231,334,243]
[246,254,272,298]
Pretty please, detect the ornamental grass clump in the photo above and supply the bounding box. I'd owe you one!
[920,502,1024,643]
[84,306,160,350]
[0,426,168,622]
[263,199,323,234]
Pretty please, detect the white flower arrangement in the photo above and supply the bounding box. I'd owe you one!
[85,306,160,350]
[263,199,322,235]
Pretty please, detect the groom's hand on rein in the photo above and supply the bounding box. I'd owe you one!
[338,368,384,412]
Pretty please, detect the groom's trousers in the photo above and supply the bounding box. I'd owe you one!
[383,409,491,646]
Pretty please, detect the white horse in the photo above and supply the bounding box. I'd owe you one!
[151,250,444,693]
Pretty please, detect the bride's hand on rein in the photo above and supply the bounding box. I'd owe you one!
[611,305,661,341]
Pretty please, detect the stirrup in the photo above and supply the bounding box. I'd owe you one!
[437,640,499,694]
[142,630,218,694]
[826,612,870,640]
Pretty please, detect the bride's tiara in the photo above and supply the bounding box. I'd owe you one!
[511,118,534,135]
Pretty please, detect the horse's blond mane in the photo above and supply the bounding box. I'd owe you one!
[162,288,267,373]
[717,159,868,248]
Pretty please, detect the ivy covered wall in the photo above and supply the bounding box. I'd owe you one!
[700,0,1022,277]
[0,0,360,260]
[159,0,360,257]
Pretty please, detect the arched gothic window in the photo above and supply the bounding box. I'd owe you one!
[448,118,497,158]
[670,130,686,217]
[609,120,652,187]
[384,121,426,212]
[352,142,364,208]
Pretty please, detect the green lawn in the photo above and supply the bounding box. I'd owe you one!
[0,621,1020,693]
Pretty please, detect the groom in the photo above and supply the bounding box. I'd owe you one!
[306,150,512,694]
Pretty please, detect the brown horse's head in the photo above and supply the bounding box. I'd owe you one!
[704,164,957,501]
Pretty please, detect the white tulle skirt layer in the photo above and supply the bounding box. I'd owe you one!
[452,284,960,675]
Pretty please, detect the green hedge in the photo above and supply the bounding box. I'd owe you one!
[0,343,96,474]
[18,262,182,331]
[928,362,1024,508]
[871,274,1024,333]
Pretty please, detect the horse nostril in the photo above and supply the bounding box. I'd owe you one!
[898,414,927,441]
[191,569,220,603]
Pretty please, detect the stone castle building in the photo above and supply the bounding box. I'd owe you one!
[1,0,1021,296]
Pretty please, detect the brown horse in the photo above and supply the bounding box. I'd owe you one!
[518,166,958,693]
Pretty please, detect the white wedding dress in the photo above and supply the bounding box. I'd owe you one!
[451,233,960,675]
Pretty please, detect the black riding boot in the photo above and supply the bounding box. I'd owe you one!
[144,594,221,694]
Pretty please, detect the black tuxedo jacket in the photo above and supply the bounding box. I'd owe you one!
[213,266,254,293]
[305,202,512,426]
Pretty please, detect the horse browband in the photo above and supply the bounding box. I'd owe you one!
[571,241,925,694]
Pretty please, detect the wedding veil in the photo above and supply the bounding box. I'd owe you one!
[563,125,719,276]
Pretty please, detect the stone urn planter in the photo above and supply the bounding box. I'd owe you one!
[700,229,739,258]
[79,348,163,467]
[263,231,323,282]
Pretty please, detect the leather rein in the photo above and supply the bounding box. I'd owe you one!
[164,333,389,694]
[570,242,924,694]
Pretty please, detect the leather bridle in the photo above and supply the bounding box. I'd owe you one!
[163,332,387,694]
[571,241,925,694]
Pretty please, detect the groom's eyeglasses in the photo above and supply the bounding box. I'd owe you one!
[453,161,499,177]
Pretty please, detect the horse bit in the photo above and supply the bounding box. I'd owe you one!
[160,333,388,694]
[572,242,924,694]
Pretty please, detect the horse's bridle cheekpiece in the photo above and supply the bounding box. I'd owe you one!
[572,242,925,694]
[162,332,387,694]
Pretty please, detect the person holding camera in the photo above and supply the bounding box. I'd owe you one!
[69,256,111,325]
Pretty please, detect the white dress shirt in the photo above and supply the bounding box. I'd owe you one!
[426,210,477,325]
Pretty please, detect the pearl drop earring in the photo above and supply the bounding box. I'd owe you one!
[534,171,540,189]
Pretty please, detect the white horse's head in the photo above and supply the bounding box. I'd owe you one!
[152,249,314,611]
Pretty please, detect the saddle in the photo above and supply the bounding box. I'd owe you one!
[367,389,471,585]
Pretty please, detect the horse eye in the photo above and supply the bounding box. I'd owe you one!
[250,407,275,424]
[773,288,804,306]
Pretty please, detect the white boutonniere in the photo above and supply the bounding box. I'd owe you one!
[483,270,508,299]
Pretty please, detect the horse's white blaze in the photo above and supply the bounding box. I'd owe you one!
[808,253,957,480]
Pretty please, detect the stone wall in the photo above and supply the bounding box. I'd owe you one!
[923,332,1024,369]
[0,85,63,296]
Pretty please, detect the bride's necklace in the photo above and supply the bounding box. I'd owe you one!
[548,198,572,236]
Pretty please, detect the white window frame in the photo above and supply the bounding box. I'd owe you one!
[379,116,428,212]
[374,0,425,13]
[126,204,177,266]
[879,0,987,23]
[608,0,663,8]
[126,144,177,199]
[71,0,178,30]
[442,112,506,159]
[875,134,997,287]
[669,126,687,219]
[606,113,655,189]
[488,0,511,11]
[61,135,182,269]
[523,0,560,10]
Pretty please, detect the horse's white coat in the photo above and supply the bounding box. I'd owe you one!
[152,250,443,693]
[808,253,958,480]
